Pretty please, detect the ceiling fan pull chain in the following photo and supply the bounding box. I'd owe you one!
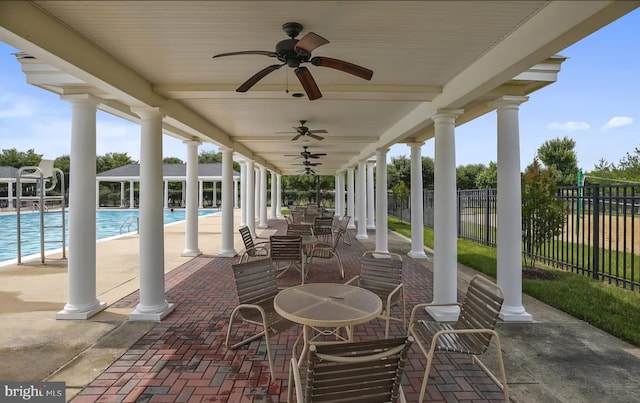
[285,67,289,93]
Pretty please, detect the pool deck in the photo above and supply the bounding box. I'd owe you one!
[1,209,639,402]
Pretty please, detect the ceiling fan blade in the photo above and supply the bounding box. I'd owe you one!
[291,134,302,141]
[308,133,324,141]
[308,153,327,158]
[236,64,284,92]
[212,50,277,59]
[294,32,330,54]
[295,67,322,100]
[310,56,373,80]
[309,129,328,134]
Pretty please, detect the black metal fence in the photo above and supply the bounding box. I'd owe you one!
[389,185,640,291]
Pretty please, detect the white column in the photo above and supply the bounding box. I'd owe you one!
[129,180,135,209]
[198,180,203,209]
[333,173,342,217]
[366,162,375,229]
[95,180,100,209]
[8,182,14,208]
[356,161,368,240]
[212,181,218,207]
[219,147,237,257]
[120,182,126,208]
[375,149,389,253]
[347,167,355,228]
[56,94,106,320]
[494,96,533,322]
[270,171,277,219]
[430,110,463,321]
[258,166,268,228]
[239,161,247,226]
[276,173,282,218]
[233,179,239,209]
[163,180,169,209]
[130,107,174,321]
[182,140,201,257]
[180,181,186,207]
[408,142,428,259]
[254,167,260,221]
[246,160,256,238]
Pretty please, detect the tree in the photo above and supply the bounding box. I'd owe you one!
[387,155,411,190]
[198,150,221,163]
[521,158,566,269]
[456,163,486,189]
[96,152,136,173]
[163,157,183,164]
[536,137,579,186]
[0,148,42,168]
[422,156,435,190]
[391,181,409,222]
[54,155,70,196]
[476,161,498,189]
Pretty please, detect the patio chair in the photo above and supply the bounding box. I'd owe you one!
[225,259,298,381]
[408,275,509,403]
[312,216,334,244]
[288,336,413,403]
[238,225,269,263]
[308,227,345,279]
[290,209,304,224]
[334,215,354,245]
[270,235,304,283]
[345,251,405,338]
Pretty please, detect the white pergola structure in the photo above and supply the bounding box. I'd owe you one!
[1,1,637,322]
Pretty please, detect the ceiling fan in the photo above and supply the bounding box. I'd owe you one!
[211,22,374,100]
[297,166,317,175]
[278,120,328,141]
[285,146,327,160]
[293,159,322,167]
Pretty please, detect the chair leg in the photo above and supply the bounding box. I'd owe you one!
[263,328,276,381]
[335,252,344,278]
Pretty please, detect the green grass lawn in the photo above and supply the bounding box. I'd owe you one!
[388,216,640,347]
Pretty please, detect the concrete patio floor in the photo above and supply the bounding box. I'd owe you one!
[1,210,639,402]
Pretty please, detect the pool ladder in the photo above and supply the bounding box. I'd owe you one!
[120,215,139,234]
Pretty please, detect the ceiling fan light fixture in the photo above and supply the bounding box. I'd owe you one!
[292,92,305,98]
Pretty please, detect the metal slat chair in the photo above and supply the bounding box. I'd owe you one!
[288,336,413,403]
[408,275,509,403]
[308,226,345,279]
[345,251,405,338]
[270,235,304,283]
[225,259,298,381]
[238,225,269,263]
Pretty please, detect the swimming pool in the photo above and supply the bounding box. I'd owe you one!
[0,209,218,264]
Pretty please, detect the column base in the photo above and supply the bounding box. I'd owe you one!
[218,248,238,257]
[356,233,368,240]
[408,250,429,259]
[426,305,460,322]
[499,304,533,322]
[181,249,202,257]
[56,301,107,320]
[367,225,376,230]
[257,223,268,229]
[347,225,356,229]
[129,302,175,321]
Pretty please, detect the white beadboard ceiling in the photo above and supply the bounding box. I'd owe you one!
[1,1,637,174]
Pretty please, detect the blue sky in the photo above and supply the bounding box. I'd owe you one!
[1,8,639,172]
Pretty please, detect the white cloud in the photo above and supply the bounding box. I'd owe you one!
[546,121,590,132]
[0,93,35,118]
[601,116,633,131]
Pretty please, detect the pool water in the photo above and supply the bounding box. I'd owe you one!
[0,209,217,263]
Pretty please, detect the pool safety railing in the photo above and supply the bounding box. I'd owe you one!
[120,214,139,234]
[16,161,66,264]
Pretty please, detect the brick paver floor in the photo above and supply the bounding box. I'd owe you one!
[72,219,506,402]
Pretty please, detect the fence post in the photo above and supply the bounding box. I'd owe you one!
[457,191,461,237]
[592,184,600,280]
[484,187,491,245]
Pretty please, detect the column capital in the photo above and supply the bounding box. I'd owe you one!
[219,146,234,154]
[61,93,101,105]
[131,106,165,120]
[407,141,424,149]
[182,139,201,146]
[433,109,464,124]
[491,95,529,110]
[375,148,389,156]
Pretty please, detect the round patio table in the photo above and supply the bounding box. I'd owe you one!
[274,283,382,365]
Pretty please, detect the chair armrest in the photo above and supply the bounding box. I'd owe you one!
[242,245,269,256]
[344,275,360,285]
[385,283,404,306]
[408,302,462,329]
[288,357,304,403]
